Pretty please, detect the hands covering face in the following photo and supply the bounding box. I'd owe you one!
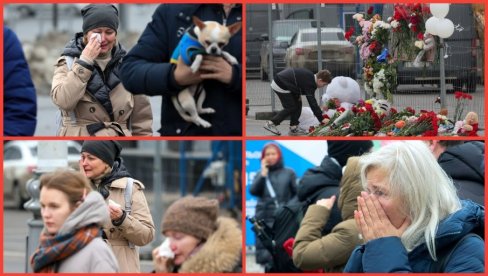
[354,191,410,242]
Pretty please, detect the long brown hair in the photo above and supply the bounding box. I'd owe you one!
[40,170,92,208]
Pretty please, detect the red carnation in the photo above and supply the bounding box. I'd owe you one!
[367,6,374,15]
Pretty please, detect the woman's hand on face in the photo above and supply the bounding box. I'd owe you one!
[355,191,410,242]
[260,159,269,177]
[316,195,336,210]
[81,34,101,61]
[152,247,171,273]
[108,204,123,221]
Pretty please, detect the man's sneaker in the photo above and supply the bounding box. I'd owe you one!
[288,126,308,136]
[263,121,281,135]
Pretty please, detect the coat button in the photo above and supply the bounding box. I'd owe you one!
[119,110,125,116]
[176,128,181,134]
[110,228,115,233]
[78,68,84,74]
[89,107,96,113]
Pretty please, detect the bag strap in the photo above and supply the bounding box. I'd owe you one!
[124,178,135,249]
[430,233,482,272]
[265,177,280,208]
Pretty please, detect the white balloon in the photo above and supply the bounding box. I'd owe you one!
[425,17,440,35]
[437,18,454,38]
[430,4,450,19]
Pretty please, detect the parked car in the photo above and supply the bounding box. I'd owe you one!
[390,4,479,92]
[259,19,324,80]
[284,27,356,78]
[3,141,81,209]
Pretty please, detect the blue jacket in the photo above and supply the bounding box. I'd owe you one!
[120,5,242,136]
[170,28,206,66]
[344,200,484,272]
[4,27,37,136]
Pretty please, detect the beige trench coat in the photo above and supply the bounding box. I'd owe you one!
[51,56,153,136]
[103,177,155,273]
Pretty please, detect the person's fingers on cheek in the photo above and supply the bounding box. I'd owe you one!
[354,210,363,237]
[371,195,388,224]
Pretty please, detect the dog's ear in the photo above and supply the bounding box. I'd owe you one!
[193,16,206,30]
[227,22,242,36]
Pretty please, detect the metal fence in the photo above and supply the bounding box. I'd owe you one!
[246,4,485,128]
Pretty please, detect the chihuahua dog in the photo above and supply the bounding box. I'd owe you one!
[170,16,241,128]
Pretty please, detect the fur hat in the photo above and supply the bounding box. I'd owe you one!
[328,140,373,167]
[162,196,218,240]
[81,140,122,167]
[81,4,119,34]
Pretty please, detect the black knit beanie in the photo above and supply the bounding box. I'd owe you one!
[162,196,218,241]
[327,141,373,167]
[81,4,119,34]
[81,140,122,167]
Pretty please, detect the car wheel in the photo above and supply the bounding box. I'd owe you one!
[260,66,268,81]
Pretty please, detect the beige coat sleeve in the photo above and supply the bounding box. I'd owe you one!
[130,94,153,136]
[116,186,155,246]
[51,57,93,111]
[293,205,361,271]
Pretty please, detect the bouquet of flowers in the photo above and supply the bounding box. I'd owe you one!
[350,9,397,102]
[388,3,431,61]
[453,91,473,122]
[309,100,454,137]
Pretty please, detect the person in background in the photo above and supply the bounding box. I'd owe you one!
[293,157,364,272]
[152,196,242,272]
[31,170,118,272]
[263,68,331,136]
[51,4,152,136]
[426,140,484,205]
[344,141,484,272]
[120,4,242,136]
[250,142,297,271]
[4,26,37,136]
[80,140,154,272]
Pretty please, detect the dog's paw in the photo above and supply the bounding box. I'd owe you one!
[190,63,200,73]
[226,56,238,65]
[195,118,212,128]
[200,108,216,114]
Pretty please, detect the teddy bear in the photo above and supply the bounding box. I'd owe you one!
[321,76,361,118]
[457,111,479,136]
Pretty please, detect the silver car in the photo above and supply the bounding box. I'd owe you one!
[3,141,81,209]
[284,27,356,78]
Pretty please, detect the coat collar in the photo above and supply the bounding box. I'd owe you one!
[178,217,241,273]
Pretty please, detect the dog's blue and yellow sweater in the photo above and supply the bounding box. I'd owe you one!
[170,27,206,66]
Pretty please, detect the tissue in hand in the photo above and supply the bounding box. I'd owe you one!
[108,199,121,208]
[90,32,101,43]
[158,239,175,258]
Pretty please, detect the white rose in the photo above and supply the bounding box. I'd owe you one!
[391,20,400,28]
[353,13,364,21]
[414,40,424,49]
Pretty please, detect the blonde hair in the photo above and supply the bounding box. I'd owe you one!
[40,169,93,208]
[359,141,461,260]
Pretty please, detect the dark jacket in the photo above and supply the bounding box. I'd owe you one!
[120,4,242,136]
[344,200,484,272]
[438,141,484,205]
[274,68,322,122]
[297,156,342,234]
[4,27,37,136]
[250,162,297,265]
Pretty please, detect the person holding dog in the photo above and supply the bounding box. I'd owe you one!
[264,68,332,136]
[120,4,242,136]
[51,4,153,136]
[80,140,155,272]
